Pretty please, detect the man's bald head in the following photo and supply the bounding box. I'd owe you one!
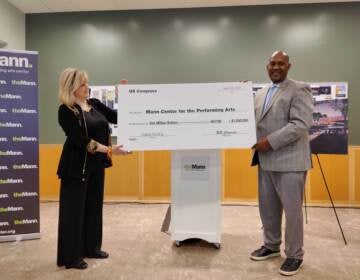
[270,51,290,62]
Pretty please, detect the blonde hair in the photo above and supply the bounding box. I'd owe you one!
[58,68,89,107]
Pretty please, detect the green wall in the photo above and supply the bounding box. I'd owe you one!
[0,0,25,49]
[26,3,360,144]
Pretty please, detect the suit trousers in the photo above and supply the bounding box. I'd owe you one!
[57,167,105,266]
[258,167,306,259]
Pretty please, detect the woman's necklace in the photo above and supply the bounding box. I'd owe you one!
[76,100,91,112]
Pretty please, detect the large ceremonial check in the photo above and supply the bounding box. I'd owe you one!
[117,82,256,150]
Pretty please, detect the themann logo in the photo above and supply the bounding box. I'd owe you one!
[13,136,37,142]
[0,109,7,113]
[13,192,38,198]
[0,221,10,227]
[0,178,24,184]
[14,219,38,225]
[0,206,24,213]
[13,164,38,170]
[12,108,37,114]
[0,193,9,199]
[0,94,22,99]
[12,80,36,86]
[0,137,8,142]
[0,122,22,128]
[184,164,207,171]
[0,151,23,156]
[0,166,9,170]
[0,56,32,68]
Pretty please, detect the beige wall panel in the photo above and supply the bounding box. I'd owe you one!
[354,148,360,203]
[143,151,171,200]
[39,145,358,206]
[39,144,61,200]
[223,149,258,201]
[104,152,141,199]
[309,154,349,203]
[39,144,140,200]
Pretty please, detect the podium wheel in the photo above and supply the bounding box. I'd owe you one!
[175,241,181,247]
[213,243,221,249]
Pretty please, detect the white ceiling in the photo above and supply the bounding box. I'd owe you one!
[7,0,360,14]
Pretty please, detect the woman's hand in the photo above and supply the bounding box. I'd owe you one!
[94,142,109,154]
[112,145,131,155]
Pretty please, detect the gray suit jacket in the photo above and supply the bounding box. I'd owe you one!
[252,78,314,172]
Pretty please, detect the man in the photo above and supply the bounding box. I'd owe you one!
[250,51,314,276]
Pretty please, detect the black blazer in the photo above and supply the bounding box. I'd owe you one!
[57,98,117,179]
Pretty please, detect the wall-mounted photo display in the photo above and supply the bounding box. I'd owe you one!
[89,85,118,136]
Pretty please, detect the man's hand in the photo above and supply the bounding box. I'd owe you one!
[251,137,272,153]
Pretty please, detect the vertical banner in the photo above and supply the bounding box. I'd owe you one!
[0,49,40,242]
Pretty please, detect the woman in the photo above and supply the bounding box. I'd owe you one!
[56,68,128,269]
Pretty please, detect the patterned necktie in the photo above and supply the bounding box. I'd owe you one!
[262,84,278,113]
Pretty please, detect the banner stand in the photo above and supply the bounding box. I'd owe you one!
[170,149,221,249]
[0,232,40,242]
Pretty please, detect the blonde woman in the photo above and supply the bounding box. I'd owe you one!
[56,68,128,269]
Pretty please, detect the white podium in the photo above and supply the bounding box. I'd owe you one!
[170,149,221,248]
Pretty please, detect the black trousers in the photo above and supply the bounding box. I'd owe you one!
[57,168,105,266]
